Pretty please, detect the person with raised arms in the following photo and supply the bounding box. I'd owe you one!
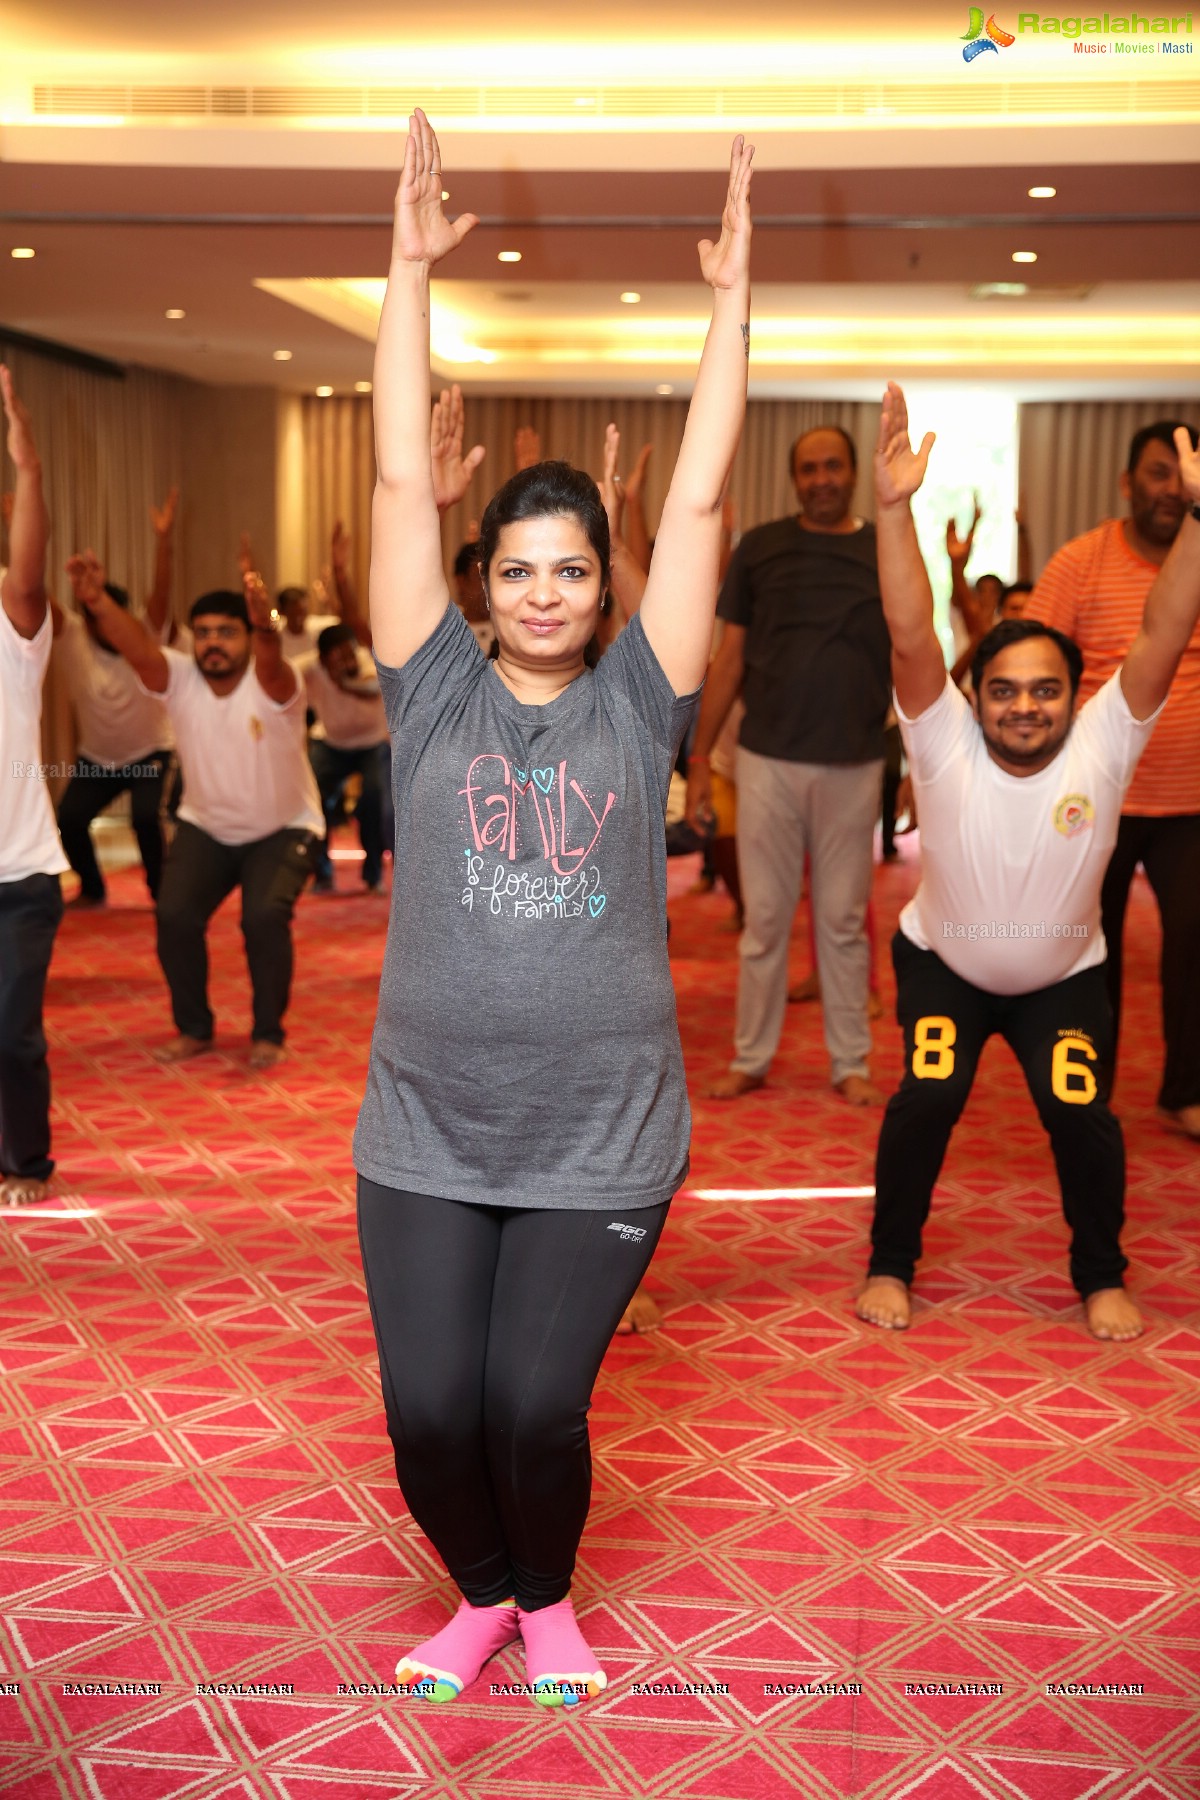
[857,383,1200,1344]
[353,110,752,1708]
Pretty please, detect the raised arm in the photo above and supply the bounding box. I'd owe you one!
[244,568,298,705]
[873,382,945,719]
[1,367,50,639]
[638,136,753,696]
[945,499,978,625]
[330,518,372,649]
[597,423,647,644]
[370,110,478,668]
[69,550,169,692]
[1120,428,1200,721]
[430,384,485,516]
[145,485,179,637]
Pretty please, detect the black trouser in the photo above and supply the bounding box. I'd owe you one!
[57,751,171,901]
[155,821,313,1045]
[869,932,1127,1299]
[1100,812,1200,1112]
[309,740,389,886]
[880,722,903,857]
[357,1177,669,1611]
[0,874,64,1181]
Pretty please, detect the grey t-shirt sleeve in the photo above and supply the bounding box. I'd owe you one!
[597,615,702,807]
[373,603,483,781]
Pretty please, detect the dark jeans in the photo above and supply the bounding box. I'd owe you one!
[1100,811,1200,1111]
[0,874,64,1181]
[357,1177,669,1611]
[310,739,390,887]
[58,751,171,901]
[870,932,1127,1299]
[155,821,313,1045]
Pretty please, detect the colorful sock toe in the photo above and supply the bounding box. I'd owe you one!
[518,1598,608,1709]
[395,1597,518,1703]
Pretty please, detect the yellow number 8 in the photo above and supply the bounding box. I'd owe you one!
[913,1015,957,1080]
[1051,1035,1097,1105]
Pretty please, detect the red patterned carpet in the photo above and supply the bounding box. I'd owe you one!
[2,840,1198,1800]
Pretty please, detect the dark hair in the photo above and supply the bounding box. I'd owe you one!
[974,572,1004,592]
[102,582,130,610]
[189,589,249,628]
[453,540,481,578]
[277,585,308,610]
[790,424,858,479]
[1002,580,1033,600]
[317,622,358,659]
[971,618,1083,701]
[1126,420,1197,474]
[478,462,610,595]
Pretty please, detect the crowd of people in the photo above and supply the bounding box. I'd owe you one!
[2,107,1199,1712]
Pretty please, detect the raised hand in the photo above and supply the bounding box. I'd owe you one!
[391,109,478,267]
[514,426,542,473]
[331,518,351,575]
[430,384,485,511]
[625,442,653,503]
[599,422,625,538]
[697,135,755,293]
[0,366,39,470]
[945,502,978,567]
[1175,425,1200,505]
[151,485,179,537]
[237,531,256,580]
[242,567,274,631]
[875,382,936,509]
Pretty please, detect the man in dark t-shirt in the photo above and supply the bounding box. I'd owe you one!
[686,426,891,1103]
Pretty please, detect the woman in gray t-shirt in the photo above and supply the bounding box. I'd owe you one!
[354,108,754,1710]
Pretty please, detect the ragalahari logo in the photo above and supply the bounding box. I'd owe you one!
[961,8,1017,57]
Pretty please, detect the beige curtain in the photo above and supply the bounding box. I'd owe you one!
[1018,398,1199,574]
[299,391,880,589]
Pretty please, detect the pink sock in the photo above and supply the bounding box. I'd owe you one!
[395,1597,518,1703]
[518,1598,607,1709]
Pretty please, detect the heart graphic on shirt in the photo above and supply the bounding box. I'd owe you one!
[532,769,554,793]
[588,894,607,918]
[513,768,528,785]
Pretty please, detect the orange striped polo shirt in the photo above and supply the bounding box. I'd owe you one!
[1027,518,1200,816]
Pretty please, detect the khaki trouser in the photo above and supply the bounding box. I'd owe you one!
[731,746,882,1085]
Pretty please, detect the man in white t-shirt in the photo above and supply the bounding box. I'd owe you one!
[56,492,179,905]
[0,367,68,1203]
[71,557,322,1070]
[302,624,390,893]
[857,384,1200,1344]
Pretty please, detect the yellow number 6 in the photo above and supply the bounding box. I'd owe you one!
[1051,1035,1097,1105]
[913,1015,957,1080]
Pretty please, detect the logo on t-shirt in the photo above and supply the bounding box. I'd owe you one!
[1054,794,1094,838]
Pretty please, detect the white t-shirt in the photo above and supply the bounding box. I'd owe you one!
[57,611,174,767]
[150,649,323,845]
[0,603,69,882]
[302,650,388,751]
[281,614,340,665]
[898,672,1158,994]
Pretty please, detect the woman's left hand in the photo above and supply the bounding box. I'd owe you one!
[697,135,754,293]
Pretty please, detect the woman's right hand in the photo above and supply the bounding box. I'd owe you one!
[391,108,478,267]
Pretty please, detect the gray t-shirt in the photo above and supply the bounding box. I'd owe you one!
[353,604,699,1210]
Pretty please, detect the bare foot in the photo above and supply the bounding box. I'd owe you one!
[835,1074,884,1106]
[703,1069,766,1101]
[787,972,820,1005]
[856,1276,911,1330]
[868,989,884,1021]
[248,1042,286,1070]
[1084,1288,1144,1342]
[0,1176,52,1206]
[154,1035,212,1064]
[1161,1104,1200,1140]
[616,1286,663,1336]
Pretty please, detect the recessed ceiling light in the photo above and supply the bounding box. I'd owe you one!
[165,308,186,319]
[655,383,674,396]
[1011,251,1038,264]
[315,385,334,397]
[620,291,641,305]
[441,190,450,201]
[354,380,372,393]
[10,247,35,260]
[497,250,522,264]
[272,349,293,362]
[1028,186,1057,199]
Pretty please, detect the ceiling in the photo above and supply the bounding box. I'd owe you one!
[3,2,1199,398]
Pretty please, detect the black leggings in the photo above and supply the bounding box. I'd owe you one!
[357,1177,669,1612]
